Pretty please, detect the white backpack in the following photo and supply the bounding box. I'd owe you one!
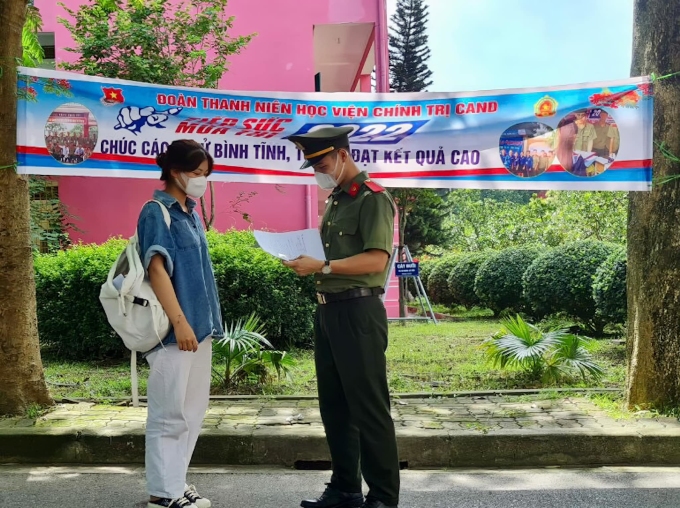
[99,200,172,406]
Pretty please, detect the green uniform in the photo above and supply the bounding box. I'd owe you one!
[609,124,620,153]
[592,121,613,156]
[284,127,401,507]
[574,122,596,152]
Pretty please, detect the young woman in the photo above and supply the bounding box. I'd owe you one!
[137,139,224,508]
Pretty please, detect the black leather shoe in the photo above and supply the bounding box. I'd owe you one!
[300,485,364,508]
[362,500,397,508]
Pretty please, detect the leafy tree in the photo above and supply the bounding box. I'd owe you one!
[58,0,255,229]
[22,1,43,66]
[0,0,53,415]
[443,190,627,252]
[20,3,75,252]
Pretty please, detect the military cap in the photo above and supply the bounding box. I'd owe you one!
[284,126,353,169]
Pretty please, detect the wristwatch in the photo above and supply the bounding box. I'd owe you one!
[321,260,332,274]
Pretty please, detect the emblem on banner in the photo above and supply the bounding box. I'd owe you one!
[101,87,125,105]
[534,95,558,118]
[114,106,183,135]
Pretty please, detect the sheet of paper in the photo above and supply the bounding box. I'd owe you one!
[253,228,327,261]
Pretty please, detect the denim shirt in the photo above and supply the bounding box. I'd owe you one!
[137,189,224,355]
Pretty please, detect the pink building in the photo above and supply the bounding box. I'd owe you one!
[34,0,399,316]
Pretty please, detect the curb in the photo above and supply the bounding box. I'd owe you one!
[3,427,680,468]
[55,388,622,405]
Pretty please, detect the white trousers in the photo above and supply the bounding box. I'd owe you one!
[145,338,213,499]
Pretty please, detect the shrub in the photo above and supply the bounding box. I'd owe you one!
[522,240,618,326]
[426,254,463,306]
[209,230,316,351]
[474,246,546,315]
[482,314,603,383]
[34,239,127,360]
[447,251,496,309]
[417,257,436,289]
[407,256,435,297]
[35,230,316,361]
[212,313,294,391]
[592,246,627,325]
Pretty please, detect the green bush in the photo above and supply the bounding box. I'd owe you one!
[592,246,627,325]
[474,246,546,315]
[417,257,436,289]
[447,251,496,309]
[34,239,127,360]
[35,230,316,361]
[522,240,618,326]
[426,254,463,306]
[482,314,603,383]
[208,230,316,351]
[407,256,435,297]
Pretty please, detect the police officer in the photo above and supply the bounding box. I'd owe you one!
[282,127,400,508]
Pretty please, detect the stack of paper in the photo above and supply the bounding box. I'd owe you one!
[253,229,327,261]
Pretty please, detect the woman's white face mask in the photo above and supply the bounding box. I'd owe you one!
[314,152,345,190]
[176,173,208,198]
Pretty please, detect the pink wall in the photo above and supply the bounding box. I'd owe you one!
[35,0,384,243]
[35,0,399,316]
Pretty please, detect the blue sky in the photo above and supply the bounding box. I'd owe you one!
[387,0,635,92]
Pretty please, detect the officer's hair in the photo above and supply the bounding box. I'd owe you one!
[156,139,214,182]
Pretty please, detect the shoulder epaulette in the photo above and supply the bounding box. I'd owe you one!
[364,179,385,193]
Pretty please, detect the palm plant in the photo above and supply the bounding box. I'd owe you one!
[482,315,603,383]
[212,313,294,391]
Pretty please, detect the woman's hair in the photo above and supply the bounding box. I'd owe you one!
[156,139,214,182]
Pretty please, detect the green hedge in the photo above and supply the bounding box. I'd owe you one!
[407,257,435,297]
[34,239,127,360]
[522,240,618,324]
[474,246,545,315]
[35,230,316,360]
[426,254,463,306]
[207,230,316,350]
[417,257,436,289]
[447,251,496,309]
[593,246,627,325]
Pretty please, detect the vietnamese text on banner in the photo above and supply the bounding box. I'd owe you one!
[16,67,653,191]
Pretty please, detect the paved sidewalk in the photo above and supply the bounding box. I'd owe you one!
[2,394,680,467]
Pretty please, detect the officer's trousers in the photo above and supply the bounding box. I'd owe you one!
[314,295,400,506]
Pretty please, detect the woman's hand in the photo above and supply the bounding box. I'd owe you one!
[174,319,199,352]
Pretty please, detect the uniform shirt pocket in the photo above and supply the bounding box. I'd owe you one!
[328,217,362,259]
[171,220,201,251]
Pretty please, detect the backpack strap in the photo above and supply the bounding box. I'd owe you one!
[148,199,171,228]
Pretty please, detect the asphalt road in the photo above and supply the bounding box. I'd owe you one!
[2,465,680,507]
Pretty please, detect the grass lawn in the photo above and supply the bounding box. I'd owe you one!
[43,319,626,402]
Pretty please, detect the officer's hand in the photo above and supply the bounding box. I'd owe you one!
[282,256,324,276]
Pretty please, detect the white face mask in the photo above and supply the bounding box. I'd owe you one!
[314,153,345,190]
[177,173,208,199]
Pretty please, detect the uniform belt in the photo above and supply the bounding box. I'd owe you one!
[316,287,384,305]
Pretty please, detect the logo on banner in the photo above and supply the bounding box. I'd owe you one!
[534,95,558,118]
[113,106,183,135]
[101,87,125,105]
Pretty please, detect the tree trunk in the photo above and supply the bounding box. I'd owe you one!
[0,0,53,415]
[200,182,217,231]
[626,0,680,409]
